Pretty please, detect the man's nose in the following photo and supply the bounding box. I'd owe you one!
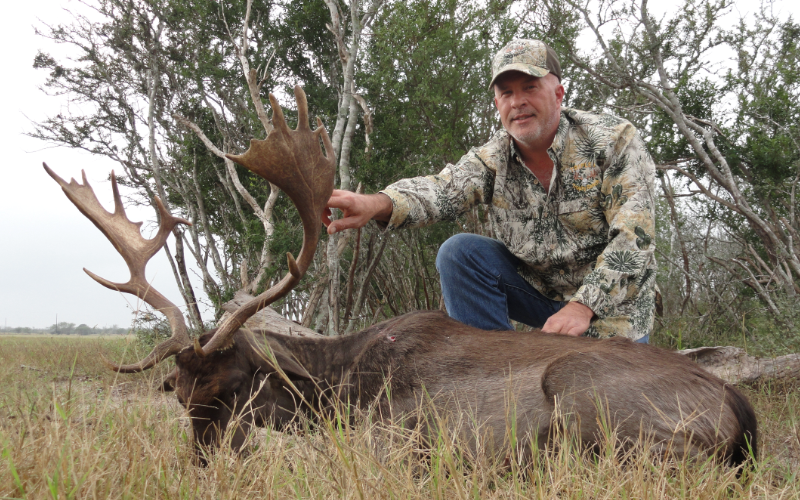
[509,91,526,108]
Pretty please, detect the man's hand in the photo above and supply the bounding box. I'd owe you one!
[541,301,594,336]
[322,190,393,234]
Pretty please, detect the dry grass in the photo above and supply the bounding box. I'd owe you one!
[1,336,799,499]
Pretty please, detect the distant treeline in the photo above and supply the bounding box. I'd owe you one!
[1,322,129,335]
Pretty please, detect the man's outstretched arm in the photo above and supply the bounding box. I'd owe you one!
[321,190,393,234]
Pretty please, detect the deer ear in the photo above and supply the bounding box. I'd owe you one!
[273,350,315,381]
[256,339,315,381]
[159,368,178,392]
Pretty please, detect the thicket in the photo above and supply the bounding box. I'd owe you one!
[32,0,800,353]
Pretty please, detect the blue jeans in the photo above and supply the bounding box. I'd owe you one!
[436,234,565,331]
[435,234,649,343]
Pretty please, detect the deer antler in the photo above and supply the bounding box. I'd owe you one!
[199,85,335,355]
[44,165,192,372]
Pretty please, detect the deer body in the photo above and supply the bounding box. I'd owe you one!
[171,310,756,466]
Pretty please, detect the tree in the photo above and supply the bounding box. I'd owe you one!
[32,0,582,335]
[33,0,324,327]
[722,15,800,303]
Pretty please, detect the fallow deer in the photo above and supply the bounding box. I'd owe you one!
[46,86,757,468]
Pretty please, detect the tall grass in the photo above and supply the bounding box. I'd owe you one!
[1,336,798,499]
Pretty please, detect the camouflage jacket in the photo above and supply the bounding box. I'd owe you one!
[381,108,657,339]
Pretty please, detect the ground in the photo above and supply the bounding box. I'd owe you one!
[1,335,798,498]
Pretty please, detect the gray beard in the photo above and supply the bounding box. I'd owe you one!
[508,110,559,150]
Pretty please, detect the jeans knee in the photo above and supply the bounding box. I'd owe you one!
[436,233,473,272]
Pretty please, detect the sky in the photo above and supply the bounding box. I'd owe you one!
[0,0,197,329]
[0,0,797,330]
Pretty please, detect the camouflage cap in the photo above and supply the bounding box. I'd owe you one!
[489,39,562,89]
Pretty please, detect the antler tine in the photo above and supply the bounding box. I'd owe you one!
[295,86,310,131]
[315,116,335,162]
[44,163,193,372]
[203,86,335,355]
[268,93,290,134]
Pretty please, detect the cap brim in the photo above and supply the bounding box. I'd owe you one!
[488,63,550,89]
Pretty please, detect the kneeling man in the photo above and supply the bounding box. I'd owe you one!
[323,39,657,342]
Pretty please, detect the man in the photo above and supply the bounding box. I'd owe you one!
[322,39,657,341]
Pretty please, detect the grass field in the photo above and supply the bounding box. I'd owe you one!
[1,336,799,499]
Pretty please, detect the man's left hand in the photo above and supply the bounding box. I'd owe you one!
[541,302,594,336]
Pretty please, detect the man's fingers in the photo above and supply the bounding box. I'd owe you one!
[321,207,332,227]
[324,190,354,231]
[327,219,341,234]
[541,318,560,334]
[327,219,355,234]
[326,189,354,210]
[327,215,367,234]
[542,317,585,336]
[323,191,391,233]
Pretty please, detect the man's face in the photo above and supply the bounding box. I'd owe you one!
[493,72,564,152]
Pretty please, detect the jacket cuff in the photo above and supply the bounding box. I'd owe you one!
[570,284,611,319]
[378,188,407,230]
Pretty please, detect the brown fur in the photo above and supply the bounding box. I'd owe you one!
[165,310,757,467]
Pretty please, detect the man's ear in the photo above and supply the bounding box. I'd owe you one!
[556,84,565,104]
[554,78,565,105]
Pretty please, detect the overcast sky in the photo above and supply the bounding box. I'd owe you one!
[1,0,797,329]
[0,0,196,329]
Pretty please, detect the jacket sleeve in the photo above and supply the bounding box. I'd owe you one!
[570,124,657,321]
[378,133,505,230]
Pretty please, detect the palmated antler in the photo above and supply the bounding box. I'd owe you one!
[200,85,335,355]
[44,165,192,372]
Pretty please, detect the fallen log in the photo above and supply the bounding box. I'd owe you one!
[679,346,800,384]
[219,290,321,337]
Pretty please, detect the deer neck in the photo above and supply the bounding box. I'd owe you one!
[266,331,373,390]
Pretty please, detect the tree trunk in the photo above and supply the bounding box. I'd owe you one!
[220,291,320,337]
[680,346,800,384]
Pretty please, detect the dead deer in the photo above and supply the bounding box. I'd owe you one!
[46,86,757,468]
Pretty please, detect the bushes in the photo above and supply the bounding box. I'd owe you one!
[131,312,172,350]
